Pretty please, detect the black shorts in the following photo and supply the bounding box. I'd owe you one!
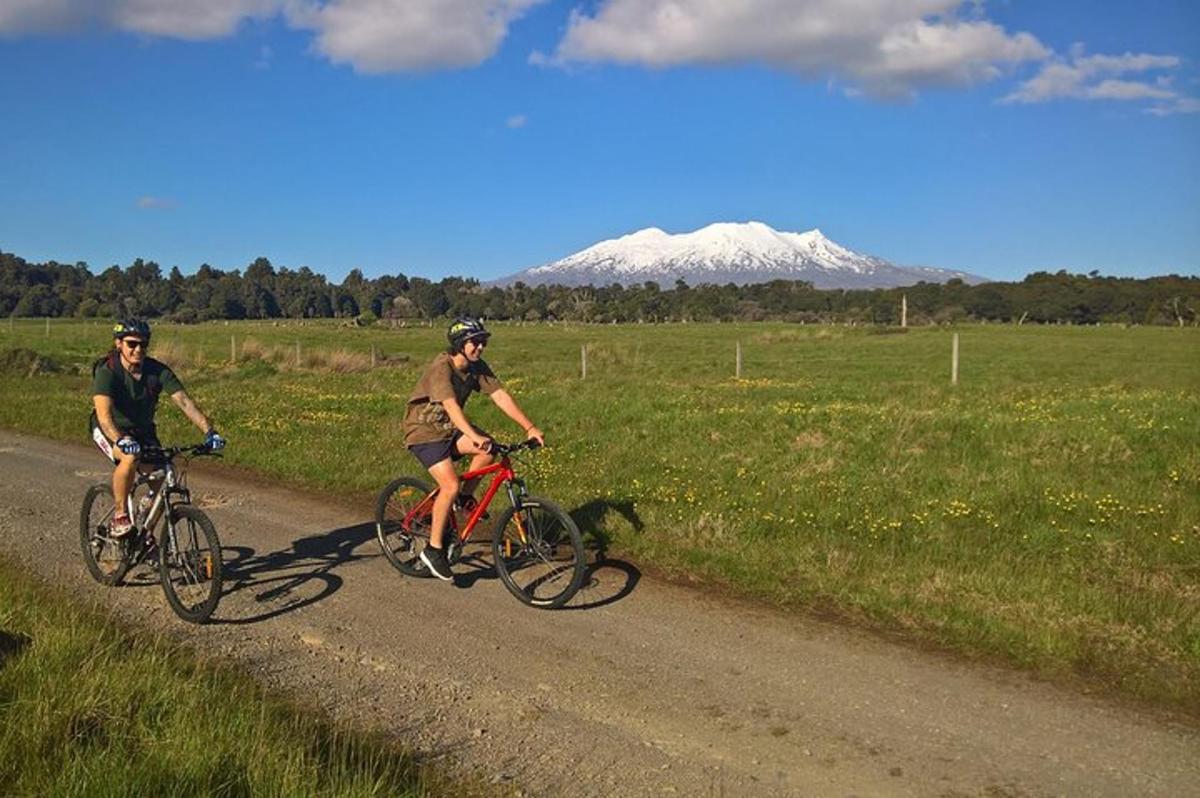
[408,426,492,470]
[89,416,161,465]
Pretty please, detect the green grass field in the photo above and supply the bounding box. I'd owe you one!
[0,556,464,797]
[2,318,1198,709]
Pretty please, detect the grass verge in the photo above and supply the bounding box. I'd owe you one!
[0,556,455,798]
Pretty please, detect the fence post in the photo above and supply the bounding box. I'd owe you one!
[951,332,959,386]
[581,345,587,380]
[901,294,908,328]
[46,316,50,337]
[230,335,236,362]
[735,341,742,378]
[295,339,301,366]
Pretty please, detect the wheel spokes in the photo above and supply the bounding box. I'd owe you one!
[164,518,217,611]
[498,506,580,602]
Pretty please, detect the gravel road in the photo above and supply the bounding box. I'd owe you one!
[1,430,1196,797]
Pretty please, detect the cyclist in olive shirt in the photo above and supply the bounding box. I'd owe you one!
[403,317,543,581]
[90,319,225,537]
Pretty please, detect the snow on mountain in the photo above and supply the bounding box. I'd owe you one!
[496,221,985,289]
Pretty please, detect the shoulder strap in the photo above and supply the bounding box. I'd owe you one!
[143,358,164,398]
[92,350,119,377]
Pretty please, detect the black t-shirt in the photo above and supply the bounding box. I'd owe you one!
[91,354,184,432]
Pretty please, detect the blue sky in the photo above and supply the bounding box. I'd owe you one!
[1,0,1197,283]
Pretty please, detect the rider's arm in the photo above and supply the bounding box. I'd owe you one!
[92,395,125,443]
[170,390,214,434]
[489,389,544,445]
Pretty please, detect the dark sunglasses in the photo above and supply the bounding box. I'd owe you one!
[121,339,148,350]
[466,337,488,348]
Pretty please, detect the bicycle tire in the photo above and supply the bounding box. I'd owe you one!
[492,496,586,609]
[158,505,223,624]
[79,483,132,586]
[375,477,440,577]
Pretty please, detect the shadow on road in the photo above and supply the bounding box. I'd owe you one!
[564,497,643,610]
[214,522,378,625]
[196,497,643,619]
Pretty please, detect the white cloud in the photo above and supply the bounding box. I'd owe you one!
[0,0,544,71]
[1003,49,1185,104]
[505,113,527,128]
[136,195,176,210]
[1145,97,1200,117]
[113,0,276,39]
[0,0,90,34]
[547,0,1048,98]
[285,0,543,73]
[0,0,274,39]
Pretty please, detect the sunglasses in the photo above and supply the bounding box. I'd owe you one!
[121,339,148,350]
[466,337,488,348]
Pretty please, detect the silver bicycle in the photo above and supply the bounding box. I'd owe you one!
[80,443,224,623]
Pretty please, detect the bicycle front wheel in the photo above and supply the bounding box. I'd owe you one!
[492,496,585,609]
[158,505,223,624]
[79,483,131,586]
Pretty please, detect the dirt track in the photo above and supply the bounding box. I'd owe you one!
[1,429,1197,797]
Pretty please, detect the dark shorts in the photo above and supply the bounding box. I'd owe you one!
[408,423,495,470]
[89,416,161,465]
[408,431,467,470]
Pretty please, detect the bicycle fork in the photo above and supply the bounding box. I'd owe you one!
[161,515,215,581]
[503,481,531,558]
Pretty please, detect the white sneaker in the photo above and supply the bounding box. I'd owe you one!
[110,513,134,538]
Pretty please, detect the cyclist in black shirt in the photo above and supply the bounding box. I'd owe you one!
[90,319,224,537]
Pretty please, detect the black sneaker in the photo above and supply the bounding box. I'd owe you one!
[419,546,454,581]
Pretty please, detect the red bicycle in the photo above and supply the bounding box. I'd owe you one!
[374,441,586,609]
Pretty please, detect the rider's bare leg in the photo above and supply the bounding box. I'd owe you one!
[459,450,494,500]
[112,449,138,518]
[426,459,460,550]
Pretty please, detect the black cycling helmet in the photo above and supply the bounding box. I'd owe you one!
[112,318,151,341]
[447,316,490,353]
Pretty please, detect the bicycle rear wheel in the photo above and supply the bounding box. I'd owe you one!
[375,477,440,577]
[492,496,585,609]
[79,483,132,586]
[158,505,223,624]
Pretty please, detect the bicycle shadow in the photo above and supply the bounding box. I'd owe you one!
[450,499,642,610]
[562,498,643,610]
[212,522,378,625]
[452,540,501,590]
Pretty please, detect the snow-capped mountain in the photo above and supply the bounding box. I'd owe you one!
[497,221,985,289]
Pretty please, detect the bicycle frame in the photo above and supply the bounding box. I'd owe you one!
[126,451,202,568]
[402,453,526,544]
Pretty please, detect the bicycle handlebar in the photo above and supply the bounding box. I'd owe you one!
[140,443,220,462]
[491,439,543,456]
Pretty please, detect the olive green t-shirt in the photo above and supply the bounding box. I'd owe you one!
[402,352,502,446]
[91,355,185,432]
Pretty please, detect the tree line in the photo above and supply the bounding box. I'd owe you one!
[2,250,1197,326]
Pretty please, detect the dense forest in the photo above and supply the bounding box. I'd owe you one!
[2,250,1197,326]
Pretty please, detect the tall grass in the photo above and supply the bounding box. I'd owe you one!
[2,319,1198,709]
[0,557,446,797]
[150,338,383,374]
